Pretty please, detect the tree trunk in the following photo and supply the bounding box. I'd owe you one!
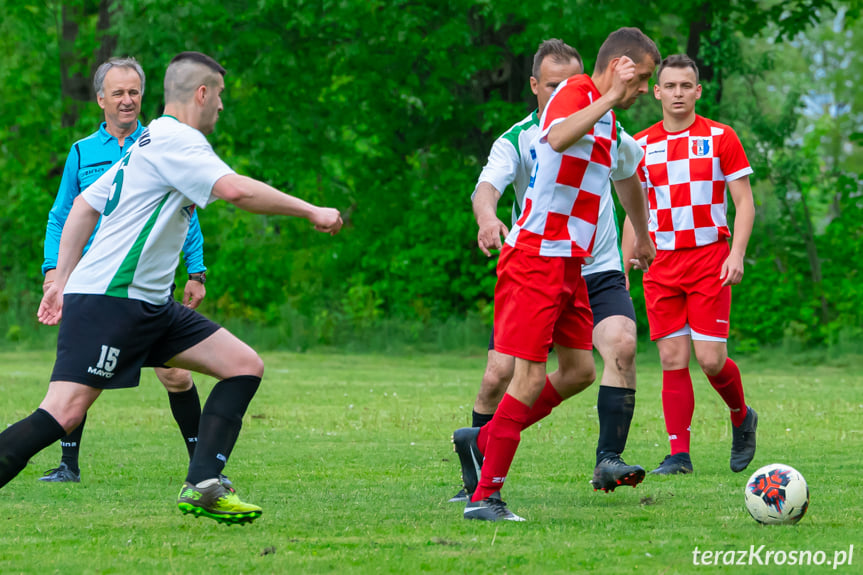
[59,0,116,128]
[59,2,92,127]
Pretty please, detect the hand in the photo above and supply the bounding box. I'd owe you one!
[477,217,508,257]
[183,279,206,309]
[42,269,57,295]
[629,234,656,272]
[37,282,64,326]
[720,251,744,286]
[609,56,637,106]
[311,207,343,235]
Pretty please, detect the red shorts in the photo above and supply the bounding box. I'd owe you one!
[493,245,593,361]
[643,241,732,340]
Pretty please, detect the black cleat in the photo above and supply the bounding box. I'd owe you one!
[38,462,81,483]
[452,427,482,496]
[591,455,645,492]
[464,492,525,522]
[650,452,694,475]
[730,406,758,473]
[448,488,469,503]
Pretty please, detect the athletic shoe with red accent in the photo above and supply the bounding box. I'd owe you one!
[591,455,645,492]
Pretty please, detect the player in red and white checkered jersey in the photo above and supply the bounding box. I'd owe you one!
[463,28,660,522]
[624,54,758,477]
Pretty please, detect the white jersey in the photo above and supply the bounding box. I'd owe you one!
[65,116,234,304]
[473,112,642,275]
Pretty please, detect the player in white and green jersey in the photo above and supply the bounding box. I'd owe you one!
[451,39,647,504]
[0,52,342,526]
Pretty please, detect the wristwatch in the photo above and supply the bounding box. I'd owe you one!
[188,272,207,285]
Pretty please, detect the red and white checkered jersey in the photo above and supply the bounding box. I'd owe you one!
[635,115,753,251]
[505,75,618,258]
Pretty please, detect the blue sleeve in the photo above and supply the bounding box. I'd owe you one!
[181,210,206,274]
[42,145,81,275]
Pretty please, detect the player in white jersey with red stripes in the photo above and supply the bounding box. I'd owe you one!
[460,28,660,522]
[451,39,649,506]
[0,52,342,525]
[624,54,757,476]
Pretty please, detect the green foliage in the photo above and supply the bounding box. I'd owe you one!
[0,0,861,348]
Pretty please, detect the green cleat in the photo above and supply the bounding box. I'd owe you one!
[177,479,262,525]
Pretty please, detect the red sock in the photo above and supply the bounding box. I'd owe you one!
[471,393,530,502]
[522,376,563,430]
[662,368,694,455]
[476,377,563,452]
[706,358,747,427]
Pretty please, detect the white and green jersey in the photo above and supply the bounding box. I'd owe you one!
[473,112,642,275]
[65,116,234,304]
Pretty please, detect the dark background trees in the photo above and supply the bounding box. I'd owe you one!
[1,0,860,351]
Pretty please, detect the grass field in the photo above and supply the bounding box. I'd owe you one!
[0,349,861,574]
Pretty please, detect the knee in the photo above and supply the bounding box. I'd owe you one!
[697,354,726,376]
[560,362,596,393]
[158,368,194,393]
[609,331,637,372]
[476,361,512,406]
[50,410,86,434]
[244,352,265,378]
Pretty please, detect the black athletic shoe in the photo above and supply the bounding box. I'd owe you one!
[448,488,469,503]
[38,462,80,483]
[591,455,646,492]
[730,406,758,473]
[464,492,525,522]
[452,427,483,496]
[650,452,694,475]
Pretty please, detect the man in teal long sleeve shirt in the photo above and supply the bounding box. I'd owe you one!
[39,57,214,484]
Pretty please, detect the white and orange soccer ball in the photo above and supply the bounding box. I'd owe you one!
[744,463,809,525]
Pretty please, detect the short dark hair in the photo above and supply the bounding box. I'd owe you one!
[169,52,226,76]
[532,39,583,80]
[657,54,700,83]
[595,27,661,74]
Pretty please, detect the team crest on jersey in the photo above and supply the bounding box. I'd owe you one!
[691,137,711,157]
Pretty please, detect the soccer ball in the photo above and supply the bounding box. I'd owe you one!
[744,463,809,525]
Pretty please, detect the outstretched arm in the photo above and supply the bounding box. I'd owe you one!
[212,174,342,234]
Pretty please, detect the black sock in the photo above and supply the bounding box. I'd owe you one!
[168,384,201,460]
[186,375,261,485]
[472,410,494,428]
[0,409,66,488]
[60,413,86,472]
[596,386,636,465]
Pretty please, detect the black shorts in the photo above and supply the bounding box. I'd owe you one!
[487,269,634,351]
[52,294,221,390]
[584,270,636,326]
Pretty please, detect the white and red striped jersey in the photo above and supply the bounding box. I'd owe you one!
[635,115,752,251]
[505,75,620,259]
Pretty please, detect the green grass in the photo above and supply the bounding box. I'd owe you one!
[0,349,861,574]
